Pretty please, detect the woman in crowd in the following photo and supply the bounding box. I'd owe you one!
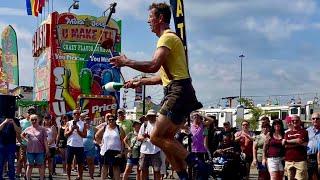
[122,119,142,180]
[21,114,49,180]
[263,119,285,180]
[56,114,69,174]
[252,122,271,180]
[83,116,97,180]
[235,120,255,180]
[43,115,57,180]
[95,114,125,180]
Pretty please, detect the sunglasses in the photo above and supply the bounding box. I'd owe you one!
[30,118,37,121]
[108,118,116,121]
[242,124,249,126]
[312,117,320,120]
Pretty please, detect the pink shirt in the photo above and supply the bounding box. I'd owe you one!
[24,126,47,153]
[191,123,207,153]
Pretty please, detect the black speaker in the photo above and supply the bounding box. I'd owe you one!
[0,95,16,118]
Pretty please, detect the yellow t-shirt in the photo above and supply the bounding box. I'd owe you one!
[157,29,189,86]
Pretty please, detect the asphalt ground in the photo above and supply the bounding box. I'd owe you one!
[2,165,259,179]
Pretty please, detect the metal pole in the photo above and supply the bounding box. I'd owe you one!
[142,74,146,115]
[239,54,245,104]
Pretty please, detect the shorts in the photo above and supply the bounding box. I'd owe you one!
[48,147,56,159]
[139,152,162,172]
[102,150,121,166]
[284,161,308,180]
[267,157,284,172]
[84,147,97,158]
[127,158,139,166]
[66,146,84,164]
[159,79,203,125]
[27,152,45,165]
[307,154,318,178]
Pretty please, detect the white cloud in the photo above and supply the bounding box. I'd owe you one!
[18,47,34,86]
[91,0,152,19]
[187,0,316,18]
[245,16,305,41]
[0,7,25,16]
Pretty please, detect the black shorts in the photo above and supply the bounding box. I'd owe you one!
[48,147,56,159]
[159,78,202,125]
[102,150,121,166]
[66,146,84,164]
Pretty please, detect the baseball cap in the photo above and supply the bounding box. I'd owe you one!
[146,109,157,116]
[285,116,292,124]
[223,121,230,126]
[132,119,142,126]
[27,107,36,114]
[117,108,125,114]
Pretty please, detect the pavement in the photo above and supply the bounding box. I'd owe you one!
[3,165,259,179]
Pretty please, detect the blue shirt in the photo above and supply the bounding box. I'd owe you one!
[306,126,320,155]
[83,126,95,151]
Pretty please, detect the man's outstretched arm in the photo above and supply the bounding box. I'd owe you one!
[110,46,170,73]
[124,74,162,89]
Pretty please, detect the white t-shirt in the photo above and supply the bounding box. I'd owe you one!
[46,126,56,148]
[138,121,160,155]
[100,126,122,155]
[67,120,85,147]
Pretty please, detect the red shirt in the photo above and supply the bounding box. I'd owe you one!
[284,128,308,162]
[267,137,284,157]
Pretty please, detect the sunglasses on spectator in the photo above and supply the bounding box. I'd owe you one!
[242,124,249,126]
[30,118,37,121]
[312,117,320,120]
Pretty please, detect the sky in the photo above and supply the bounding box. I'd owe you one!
[1,0,320,108]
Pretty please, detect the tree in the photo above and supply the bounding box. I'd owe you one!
[238,98,263,131]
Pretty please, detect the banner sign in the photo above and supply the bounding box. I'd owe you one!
[0,48,8,94]
[61,41,110,54]
[34,50,50,100]
[1,25,19,86]
[170,0,187,50]
[56,24,117,43]
[32,12,122,121]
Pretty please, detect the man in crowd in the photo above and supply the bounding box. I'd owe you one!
[116,108,133,136]
[137,109,161,180]
[0,117,21,180]
[17,107,35,177]
[283,115,309,180]
[64,109,88,180]
[109,3,203,179]
[306,112,320,180]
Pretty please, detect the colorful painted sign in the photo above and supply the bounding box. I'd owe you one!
[34,50,50,100]
[33,12,122,121]
[1,25,19,86]
[0,48,8,94]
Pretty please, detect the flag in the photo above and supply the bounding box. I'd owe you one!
[170,0,187,49]
[26,0,41,16]
[1,25,19,86]
[26,0,32,15]
[33,0,39,16]
[38,0,45,14]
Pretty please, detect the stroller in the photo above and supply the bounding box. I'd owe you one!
[207,147,247,180]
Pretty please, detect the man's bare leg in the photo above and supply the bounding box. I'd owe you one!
[151,114,208,179]
[150,115,188,170]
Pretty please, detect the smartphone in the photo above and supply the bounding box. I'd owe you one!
[73,120,77,126]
